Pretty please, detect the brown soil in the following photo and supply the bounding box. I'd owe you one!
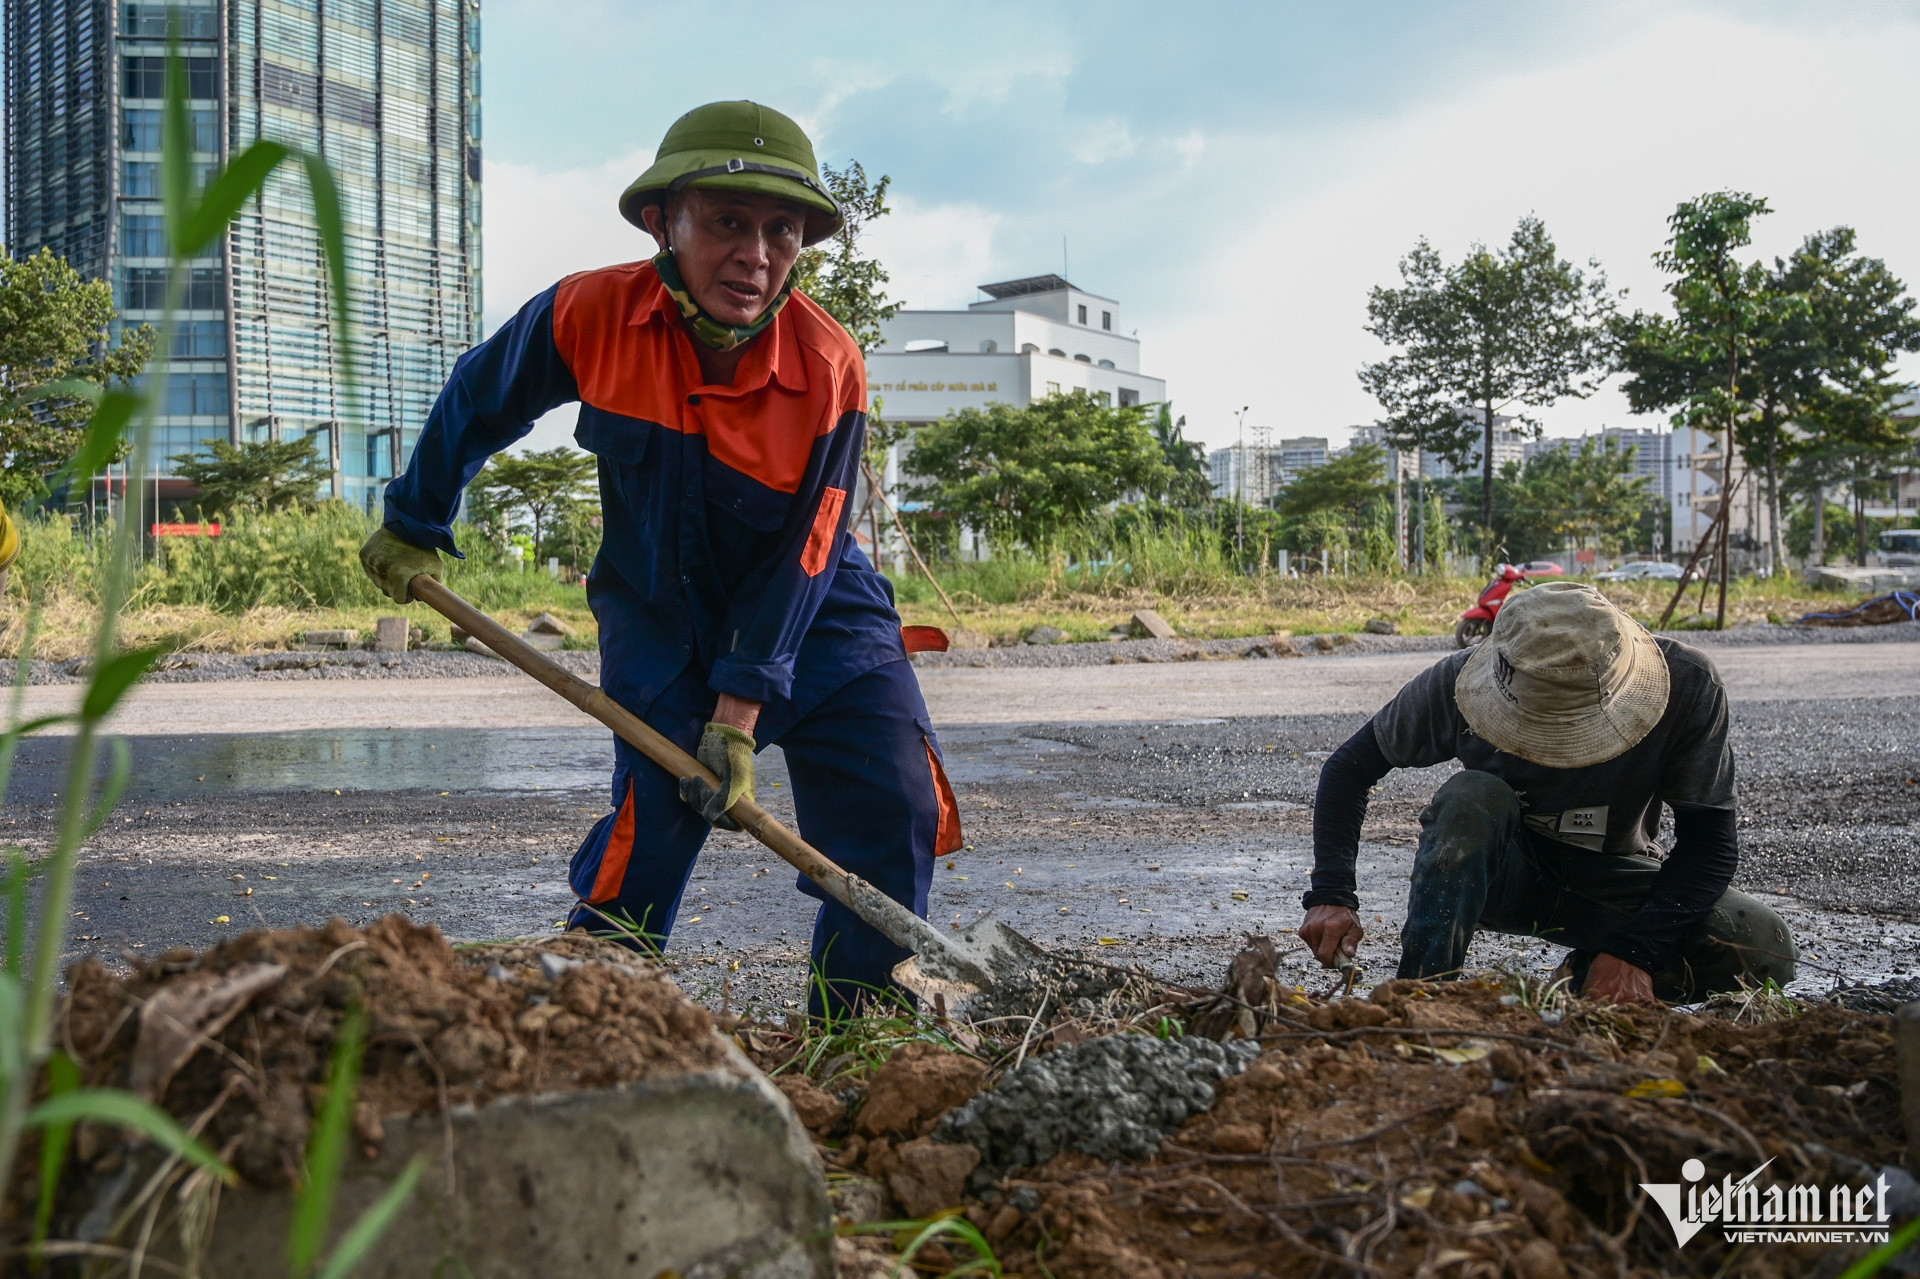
[35,915,721,1195]
[750,974,1907,1278]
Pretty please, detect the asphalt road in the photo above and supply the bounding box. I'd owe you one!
[7,641,1917,1013]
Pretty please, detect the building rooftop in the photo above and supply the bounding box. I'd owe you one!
[976,274,1075,299]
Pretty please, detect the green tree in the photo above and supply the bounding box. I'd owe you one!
[0,247,154,504]
[1274,443,1388,517]
[1616,193,1803,618]
[475,447,597,558]
[789,161,896,355]
[170,435,332,515]
[903,391,1172,547]
[1151,404,1212,507]
[1483,438,1655,560]
[1691,227,1920,574]
[1360,216,1616,545]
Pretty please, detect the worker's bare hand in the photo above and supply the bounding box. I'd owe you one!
[1582,953,1655,1004]
[1299,905,1364,969]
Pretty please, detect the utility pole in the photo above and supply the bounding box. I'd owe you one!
[1233,405,1250,555]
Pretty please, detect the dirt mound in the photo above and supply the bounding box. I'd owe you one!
[44,915,723,1191]
[746,958,1913,1277]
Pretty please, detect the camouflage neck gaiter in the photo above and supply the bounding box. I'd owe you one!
[653,248,791,353]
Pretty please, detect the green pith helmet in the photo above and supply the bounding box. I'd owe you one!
[620,101,842,246]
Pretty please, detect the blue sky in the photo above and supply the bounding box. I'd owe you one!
[482,1,1920,453]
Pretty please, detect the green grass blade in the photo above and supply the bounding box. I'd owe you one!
[80,647,165,723]
[24,1089,234,1182]
[4,854,28,976]
[313,1154,426,1279]
[161,35,195,245]
[290,1006,367,1278]
[296,149,356,393]
[51,389,143,501]
[1838,1214,1920,1279]
[0,971,22,1080]
[840,1216,1002,1279]
[81,737,133,842]
[177,140,289,258]
[19,378,103,407]
[32,1051,82,1251]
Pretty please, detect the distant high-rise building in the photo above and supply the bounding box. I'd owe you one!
[1419,410,1525,481]
[5,0,482,512]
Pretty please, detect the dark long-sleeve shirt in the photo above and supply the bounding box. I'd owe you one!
[1304,640,1741,974]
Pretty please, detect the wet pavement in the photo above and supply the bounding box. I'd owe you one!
[7,682,1917,1015]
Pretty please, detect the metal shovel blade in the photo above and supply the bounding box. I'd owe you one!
[890,910,1051,1007]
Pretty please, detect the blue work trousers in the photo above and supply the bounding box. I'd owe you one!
[566,658,947,1017]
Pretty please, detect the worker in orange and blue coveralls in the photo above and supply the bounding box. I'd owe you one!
[357,101,962,1016]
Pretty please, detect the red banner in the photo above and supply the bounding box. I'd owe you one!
[150,522,222,537]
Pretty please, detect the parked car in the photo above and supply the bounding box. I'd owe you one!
[1517,561,1565,577]
[1594,560,1686,582]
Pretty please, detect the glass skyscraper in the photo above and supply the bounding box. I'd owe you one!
[5,0,481,512]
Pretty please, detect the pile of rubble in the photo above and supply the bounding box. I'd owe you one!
[745,945,1913,1278]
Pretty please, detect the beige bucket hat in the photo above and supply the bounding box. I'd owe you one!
[1455,581,1670,769]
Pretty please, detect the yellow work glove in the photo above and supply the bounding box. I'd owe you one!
[0,499,17,596]
[358,526,442,604]
[679,723,755,830]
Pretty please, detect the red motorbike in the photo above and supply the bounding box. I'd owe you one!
[1455,562,1561,647]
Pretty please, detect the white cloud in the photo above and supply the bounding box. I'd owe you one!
[1147,11,1920,450]
[861,194,1006,312]
[480,9,1920,460]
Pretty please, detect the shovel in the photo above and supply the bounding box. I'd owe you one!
[410,576,1051,1005]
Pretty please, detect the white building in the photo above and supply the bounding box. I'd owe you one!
[1271,436,1331,486]
[1209,443,1273,505]
[861,275,1167,563]
[866,275,1167,425]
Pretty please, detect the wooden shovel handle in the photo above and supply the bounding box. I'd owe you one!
[408,575,934,953]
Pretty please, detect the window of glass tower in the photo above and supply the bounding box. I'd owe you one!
[123,107,217,153]
[122,56,218,100]
[123,2,219,39]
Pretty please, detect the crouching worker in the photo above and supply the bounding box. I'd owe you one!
[358,101,961,1017]
[1298,581,1795,1004]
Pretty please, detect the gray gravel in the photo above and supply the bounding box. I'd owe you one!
[913,619,1920,669]
[5,619,1911,683]
[934,1034,1261,1183]
[0,649,601,685]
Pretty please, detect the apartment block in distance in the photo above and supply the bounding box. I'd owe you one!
[4,0,481,513]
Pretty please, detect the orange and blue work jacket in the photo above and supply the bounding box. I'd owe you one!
[384,260,907,716]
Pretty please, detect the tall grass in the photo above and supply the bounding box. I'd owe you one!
[892,506,1409,610]
[13,505,574,614]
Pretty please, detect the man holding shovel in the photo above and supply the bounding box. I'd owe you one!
[1299,582,1796,1004]
[359,101,961,1016]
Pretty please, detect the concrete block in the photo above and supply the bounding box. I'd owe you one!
[301,629,358,649]
[1807,565,1920,593]
[948,627,991,650]
[1129,609,1178,640]
[528,611,574,636]
[1898,1002,1920,1168]
[1023,625,1067,645]
[87,1038,832,1278]
[523,631,565,652]
[373,616,410,652]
